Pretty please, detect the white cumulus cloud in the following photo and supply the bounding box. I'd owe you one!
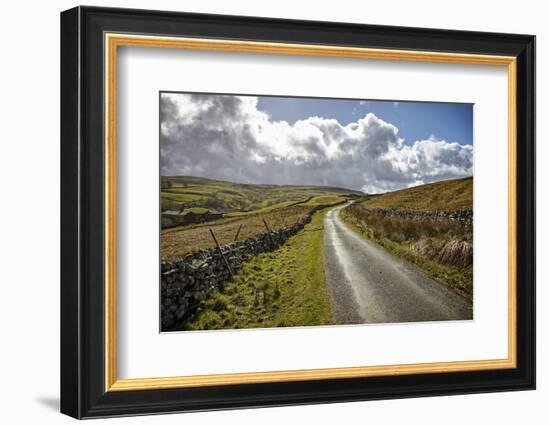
[160,93,473,193]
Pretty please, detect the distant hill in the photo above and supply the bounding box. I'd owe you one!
[362,176,473,211]
[161,175,363,214]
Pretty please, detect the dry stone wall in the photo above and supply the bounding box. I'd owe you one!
[365,208,473,225]
[160,203,343,330]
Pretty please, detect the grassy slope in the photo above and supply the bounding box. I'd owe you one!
[340,209,473,300]
[340,177,473,300]
[182,210,334,330]
[224,200,300,217]
[362,176,472,211]
[161,175,361,214]
[303,195,345,206]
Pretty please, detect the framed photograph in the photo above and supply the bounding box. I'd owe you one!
[60,6,535,419]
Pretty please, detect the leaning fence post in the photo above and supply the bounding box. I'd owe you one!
[209,228,233,277]
[233,224,243,241]
[262,218,275,246]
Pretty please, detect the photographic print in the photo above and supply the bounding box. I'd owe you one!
[160,92,474,332]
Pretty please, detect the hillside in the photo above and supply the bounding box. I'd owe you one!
[161,175,363,214]
[161,175,363,260]
[361,176,472,211]
[340,176,474,300]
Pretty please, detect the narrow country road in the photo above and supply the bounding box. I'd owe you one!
[323,204,473,324]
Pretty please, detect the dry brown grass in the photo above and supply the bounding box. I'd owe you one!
[437,239,473,267]
[340,203,473,299]
[161,205,311,260]
[363,176,472,211]
[345,206,468,243]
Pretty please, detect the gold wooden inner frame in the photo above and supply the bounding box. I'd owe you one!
[104,33,518,392]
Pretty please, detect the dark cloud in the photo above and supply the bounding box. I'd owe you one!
[160,93,473,193]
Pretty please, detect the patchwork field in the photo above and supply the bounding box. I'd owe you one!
[161,175,356,215]
[160,176,361,260]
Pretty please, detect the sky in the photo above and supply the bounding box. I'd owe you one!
[160,92,473,193]
[257,97,473,147]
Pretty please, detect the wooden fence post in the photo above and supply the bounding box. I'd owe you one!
[233,224,243,242]
[262,218,275,246]
[209,228,233,277]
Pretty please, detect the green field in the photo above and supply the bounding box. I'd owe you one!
[224,200,300,217]
[302,195,345,206]
[182,210,334,330]
[185,207,209,214]
[161,175,361,215]
[160,191,204,203]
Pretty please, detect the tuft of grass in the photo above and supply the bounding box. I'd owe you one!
[183,210,335,330]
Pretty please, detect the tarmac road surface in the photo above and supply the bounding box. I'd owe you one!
[323,204,473,324]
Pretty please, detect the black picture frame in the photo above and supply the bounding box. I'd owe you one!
[61,5,535,419]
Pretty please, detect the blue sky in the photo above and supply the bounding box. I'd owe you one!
[257,96,473,146]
